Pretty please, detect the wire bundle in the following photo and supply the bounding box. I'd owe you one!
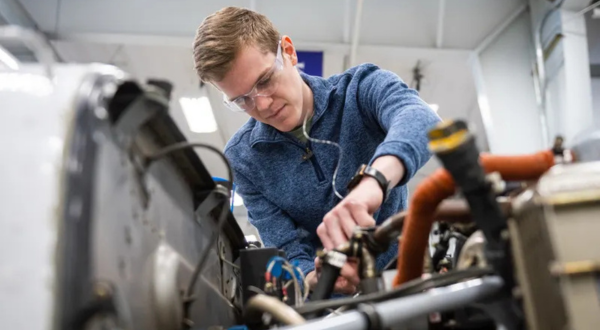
[265,256,310,306]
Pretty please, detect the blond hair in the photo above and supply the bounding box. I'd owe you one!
[193,7,280,82]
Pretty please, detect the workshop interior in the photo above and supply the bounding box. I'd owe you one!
[1,0,600,329]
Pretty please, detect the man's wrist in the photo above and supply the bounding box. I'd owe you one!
[370,155,405,188]
[357,176,384,203]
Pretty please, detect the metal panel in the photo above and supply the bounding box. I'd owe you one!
[0,61,244,330]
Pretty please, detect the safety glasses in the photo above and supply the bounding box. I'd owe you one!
[223,41,283,112]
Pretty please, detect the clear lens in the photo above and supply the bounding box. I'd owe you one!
[256,72,281,97]
[223,94,254,112]
[223,41,283,113]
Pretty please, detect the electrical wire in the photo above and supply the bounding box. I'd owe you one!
[302,111,345,200]
[220,255,241,270]
[295,267,494,315]
[283,265,302,306]
[144,142,233,300]
[297,266,310,301]
[217,237,241,270]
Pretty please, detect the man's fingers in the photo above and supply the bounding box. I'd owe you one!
[317,223,334,251]
[337,207,357,239]
[347,201,376,227]
[334,277,357,295]
[340,262,360,285]
[323,213,347,249]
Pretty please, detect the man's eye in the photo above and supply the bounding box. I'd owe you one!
[257,77,272,88]
[235,96,251,105]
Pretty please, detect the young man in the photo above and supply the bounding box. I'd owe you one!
[193,7,440,293]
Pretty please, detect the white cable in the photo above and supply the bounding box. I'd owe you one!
[302,113,345,200]
[296,266,310,301]
[282,265,302,306]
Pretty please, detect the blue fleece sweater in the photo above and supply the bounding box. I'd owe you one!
[224,63,441,275]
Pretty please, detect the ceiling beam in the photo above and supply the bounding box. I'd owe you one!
[53,32,472,59]
[0,0,36,29]
[436,0,446,48]
[474,3,527,54]
[343,0,352,43]
[0,0,62,62]
[349,0,364,68]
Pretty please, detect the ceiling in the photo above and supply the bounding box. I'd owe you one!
[3,0,533,210]
[19,0,527,50]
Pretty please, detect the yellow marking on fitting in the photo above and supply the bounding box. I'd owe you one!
[428,130,469,153]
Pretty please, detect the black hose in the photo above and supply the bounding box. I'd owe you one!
[296,267,493,316]
[306,263,342,318]
[311,263,341,301]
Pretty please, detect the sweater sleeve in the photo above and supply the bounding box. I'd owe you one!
[356,65,442,185]
[234,170,316,275]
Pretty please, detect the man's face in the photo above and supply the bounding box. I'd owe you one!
[214,37,305,132]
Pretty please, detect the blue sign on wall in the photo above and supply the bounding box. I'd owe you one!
[296,51,324,77]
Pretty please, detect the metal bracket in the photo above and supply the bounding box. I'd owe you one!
[195,184,229,222]
[114,91,167,148]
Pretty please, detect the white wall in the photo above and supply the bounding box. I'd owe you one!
[338,47,483,196]
[477,11,545,154]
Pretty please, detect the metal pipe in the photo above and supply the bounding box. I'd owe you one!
[533,0,565,147]
[377,276,503,325]
[373,199,473,245]
[281,309,368,330]
[360,246,376,279]
[280,276,503,330]
[246,294,306,325]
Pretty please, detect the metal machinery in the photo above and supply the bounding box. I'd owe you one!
[1,27,245,330]
[2,27,599,330]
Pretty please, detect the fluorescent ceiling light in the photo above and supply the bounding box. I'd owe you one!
[428,103,439,113]
[0,46,19,70]
[179,96,218,133]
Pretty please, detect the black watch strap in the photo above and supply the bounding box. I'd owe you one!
[347,164,391,202]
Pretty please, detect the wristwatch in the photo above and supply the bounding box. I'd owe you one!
[347,164,392,202]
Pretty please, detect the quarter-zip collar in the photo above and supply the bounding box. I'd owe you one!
[250,72,336,147]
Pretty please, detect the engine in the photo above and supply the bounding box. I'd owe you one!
[2,26,599,330]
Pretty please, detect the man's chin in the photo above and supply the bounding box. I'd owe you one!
[270,117,295,132]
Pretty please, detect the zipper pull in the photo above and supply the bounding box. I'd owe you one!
[302,147,314,161]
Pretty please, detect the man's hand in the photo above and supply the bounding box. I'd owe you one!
[307,257,360,294]
[316,156,405,286]
[317,177,381,250]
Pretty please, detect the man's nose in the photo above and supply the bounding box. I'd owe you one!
[254,95,273,113]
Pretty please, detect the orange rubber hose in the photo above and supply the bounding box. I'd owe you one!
[393,150,555,287]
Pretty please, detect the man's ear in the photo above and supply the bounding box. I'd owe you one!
[281,35,298,66]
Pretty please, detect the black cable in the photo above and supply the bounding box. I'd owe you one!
[144,142,233,299]
[295,267,493,315]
